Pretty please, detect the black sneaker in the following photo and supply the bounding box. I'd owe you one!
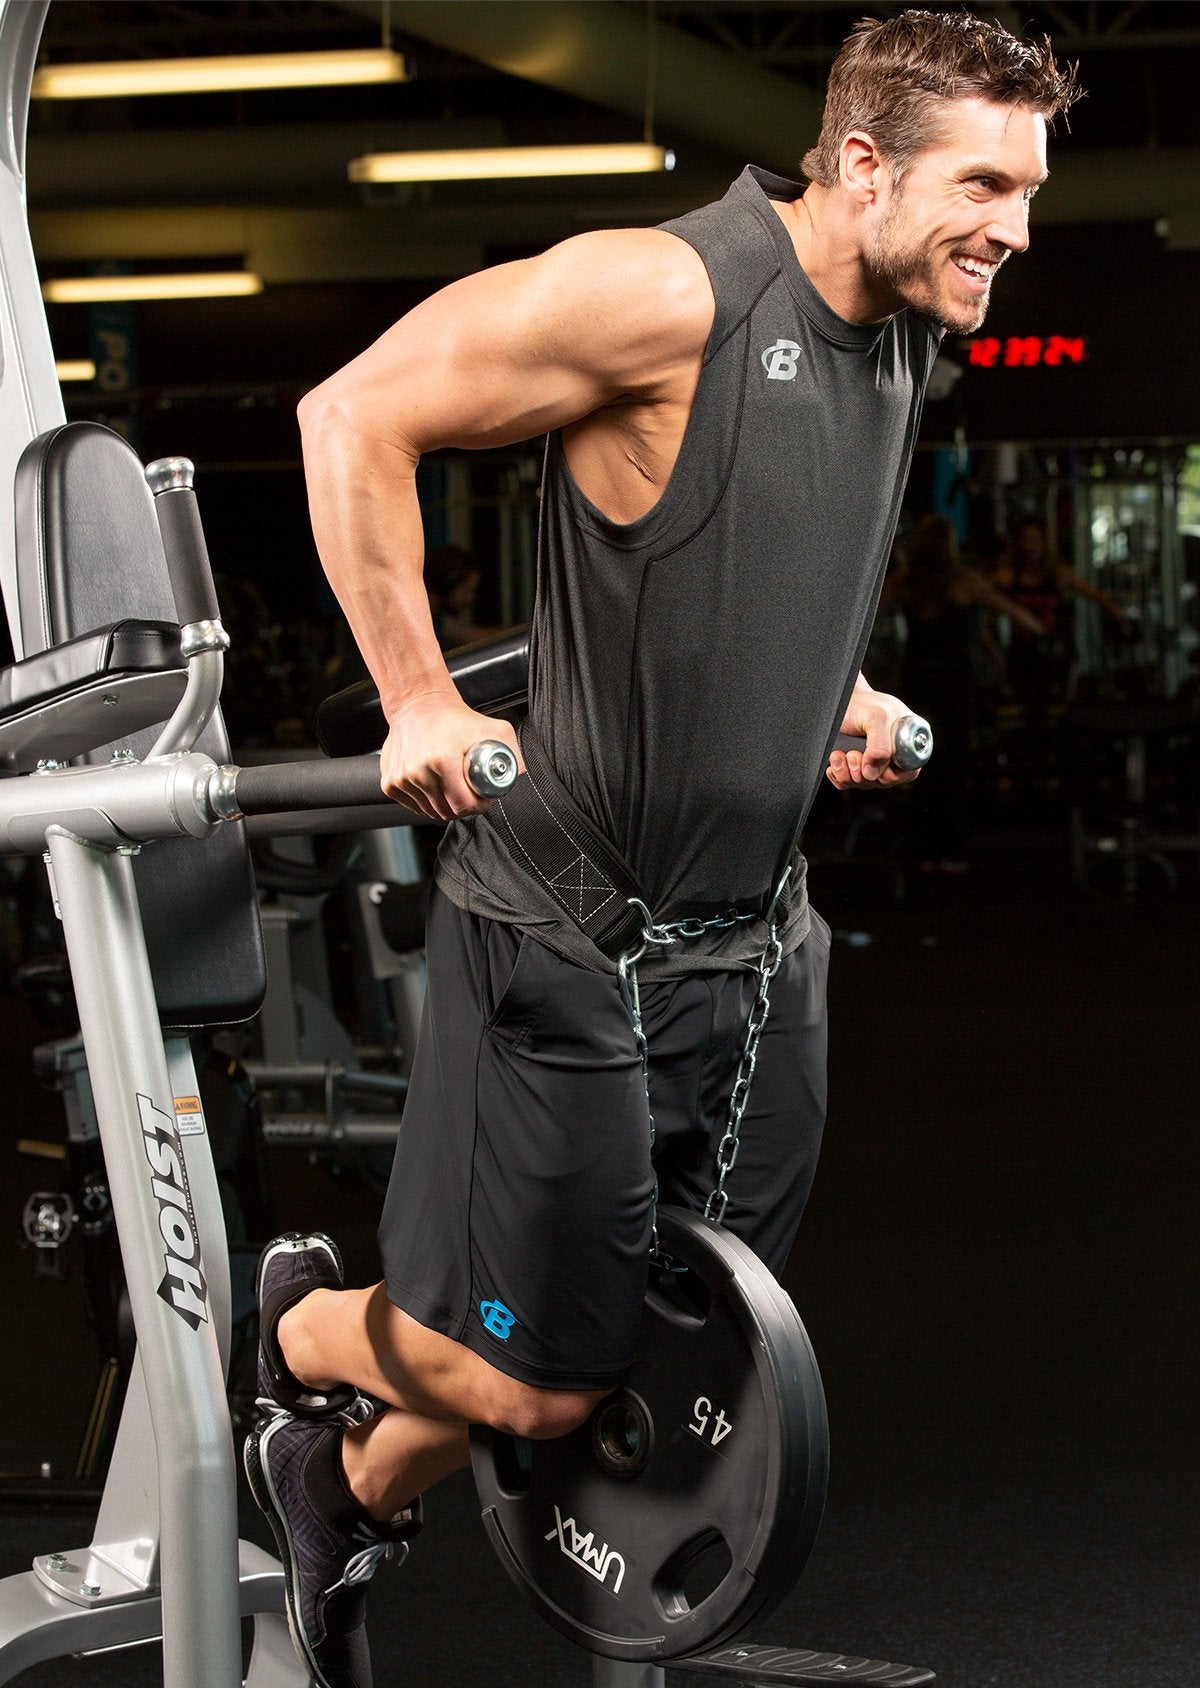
[245,1414,421,1688]
[256,1233,361,1422]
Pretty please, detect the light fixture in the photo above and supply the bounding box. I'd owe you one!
[349,143,676,184]
[55,359,96,383]
[42,273,264,304]
[32,47,408,100]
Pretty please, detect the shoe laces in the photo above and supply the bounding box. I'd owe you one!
[253,1391,375,1427]
[329,1538,404,1594]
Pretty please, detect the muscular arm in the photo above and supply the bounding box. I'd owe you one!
[966,567,1047,634]
[298,229,713,817]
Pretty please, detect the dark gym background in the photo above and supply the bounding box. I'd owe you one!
[1,5,1197,1686]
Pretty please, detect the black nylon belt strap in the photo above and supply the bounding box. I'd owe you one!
[486,721,649,962]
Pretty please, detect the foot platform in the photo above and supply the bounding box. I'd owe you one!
[674,1643,937,1684]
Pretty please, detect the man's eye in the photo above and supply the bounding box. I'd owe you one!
[973,176,996,191]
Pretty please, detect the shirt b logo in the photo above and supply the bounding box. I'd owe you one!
[761,339,801,381]
[480,1299,517,1341]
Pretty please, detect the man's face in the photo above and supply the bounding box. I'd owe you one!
[866,97,1048,333]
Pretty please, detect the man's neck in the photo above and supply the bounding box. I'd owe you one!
[772,185,900,326]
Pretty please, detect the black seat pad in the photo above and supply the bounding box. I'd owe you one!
[13,422,265,1029]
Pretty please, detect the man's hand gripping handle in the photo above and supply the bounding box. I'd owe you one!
[833,714,933,773]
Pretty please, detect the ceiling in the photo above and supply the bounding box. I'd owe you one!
[18,0,1200,454]
[26,0,1200,294]
[10,1,1198,637]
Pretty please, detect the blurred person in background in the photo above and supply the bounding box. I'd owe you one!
[885,512,1044,869]
[423,544,511,651]
[992,515,1127,706]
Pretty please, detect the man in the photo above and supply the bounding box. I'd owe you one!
[246,13,1078,1686]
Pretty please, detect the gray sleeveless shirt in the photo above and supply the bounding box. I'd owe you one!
[437,165,940,977]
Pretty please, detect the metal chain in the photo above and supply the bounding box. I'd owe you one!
[623,897,758,963]
[617,868,790,1246]
[617,952,665,1260]
[704,919,784,1223]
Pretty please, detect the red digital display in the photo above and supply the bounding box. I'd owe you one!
[964,335,1087,369]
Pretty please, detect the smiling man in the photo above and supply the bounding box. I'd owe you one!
[247,14,1079,1688]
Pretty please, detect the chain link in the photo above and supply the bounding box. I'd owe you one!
[624,896,758,963]
[618,869,790,1246]
[704,921,784,1223]
[617,951,664,1260]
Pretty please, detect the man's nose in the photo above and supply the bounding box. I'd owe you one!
[987,193,1031,255]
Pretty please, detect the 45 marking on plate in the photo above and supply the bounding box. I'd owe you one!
[689,1395,734,1448]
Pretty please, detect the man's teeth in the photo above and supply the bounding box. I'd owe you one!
[956,257,995,278]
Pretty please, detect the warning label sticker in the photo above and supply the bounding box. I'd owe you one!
[173,1095,206,1137]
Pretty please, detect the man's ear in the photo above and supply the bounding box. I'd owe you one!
[839,130,886,203]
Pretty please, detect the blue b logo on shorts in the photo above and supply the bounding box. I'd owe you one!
[479,1299,517,1341]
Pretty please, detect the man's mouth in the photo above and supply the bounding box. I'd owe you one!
[951,253,1001,291]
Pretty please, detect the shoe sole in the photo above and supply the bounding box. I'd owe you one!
[244,1417,335,1688]
[255,1231,344,1311]
[256,1233,358,1420]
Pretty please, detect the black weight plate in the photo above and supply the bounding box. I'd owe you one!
[471,1206,828,1661]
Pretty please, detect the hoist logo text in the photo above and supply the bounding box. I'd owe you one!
[139,1094,209,1330]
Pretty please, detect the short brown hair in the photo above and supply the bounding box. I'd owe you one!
[801,9,1081,188]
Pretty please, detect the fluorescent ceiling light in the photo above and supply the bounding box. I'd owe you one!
[43,273,264,304]
[32,47,408,100]
[349,143,676,184]
[55,359,96,383]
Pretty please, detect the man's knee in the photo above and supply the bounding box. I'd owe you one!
[483,1375,607,1441]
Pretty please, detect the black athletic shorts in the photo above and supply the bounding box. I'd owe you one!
[378,887,829,1391]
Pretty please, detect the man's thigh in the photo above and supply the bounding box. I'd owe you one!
[378,890,656,1391]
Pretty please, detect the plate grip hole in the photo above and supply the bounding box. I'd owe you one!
[488,1432,533,1497]
[654,1528,734,1619]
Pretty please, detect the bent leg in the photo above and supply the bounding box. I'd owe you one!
[282,1283,608,1519]
[287,894,654,1516]
[379,892,654,1391]
[340,1378,607,1521]
[283,1282,609,1431]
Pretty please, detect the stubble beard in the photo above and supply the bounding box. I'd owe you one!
[868,199,990,335]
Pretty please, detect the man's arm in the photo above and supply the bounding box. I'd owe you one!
[298,228,713,819]
[1055,563,1126,624]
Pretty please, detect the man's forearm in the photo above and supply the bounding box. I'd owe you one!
[300,408,453,723]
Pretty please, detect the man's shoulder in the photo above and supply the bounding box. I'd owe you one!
[533,226,715,371]
[546,225,710,298]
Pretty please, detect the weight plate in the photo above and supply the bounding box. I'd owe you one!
[471,1206,828,1661]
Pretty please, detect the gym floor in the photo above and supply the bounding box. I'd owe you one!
[0,803,1196,1687]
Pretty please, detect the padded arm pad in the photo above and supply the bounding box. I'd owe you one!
[0,619,182,716]
[0,619,187,772]
[315,628,530,757]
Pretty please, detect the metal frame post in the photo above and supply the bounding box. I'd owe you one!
[42,828,242,1688]
[0,793,307,1682]
[0,0,67,658]
[592,1662,667,1688]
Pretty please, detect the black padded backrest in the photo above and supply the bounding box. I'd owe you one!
[14,422,266,1030]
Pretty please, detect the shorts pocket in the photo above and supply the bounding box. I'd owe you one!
[483,925,541,1035]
